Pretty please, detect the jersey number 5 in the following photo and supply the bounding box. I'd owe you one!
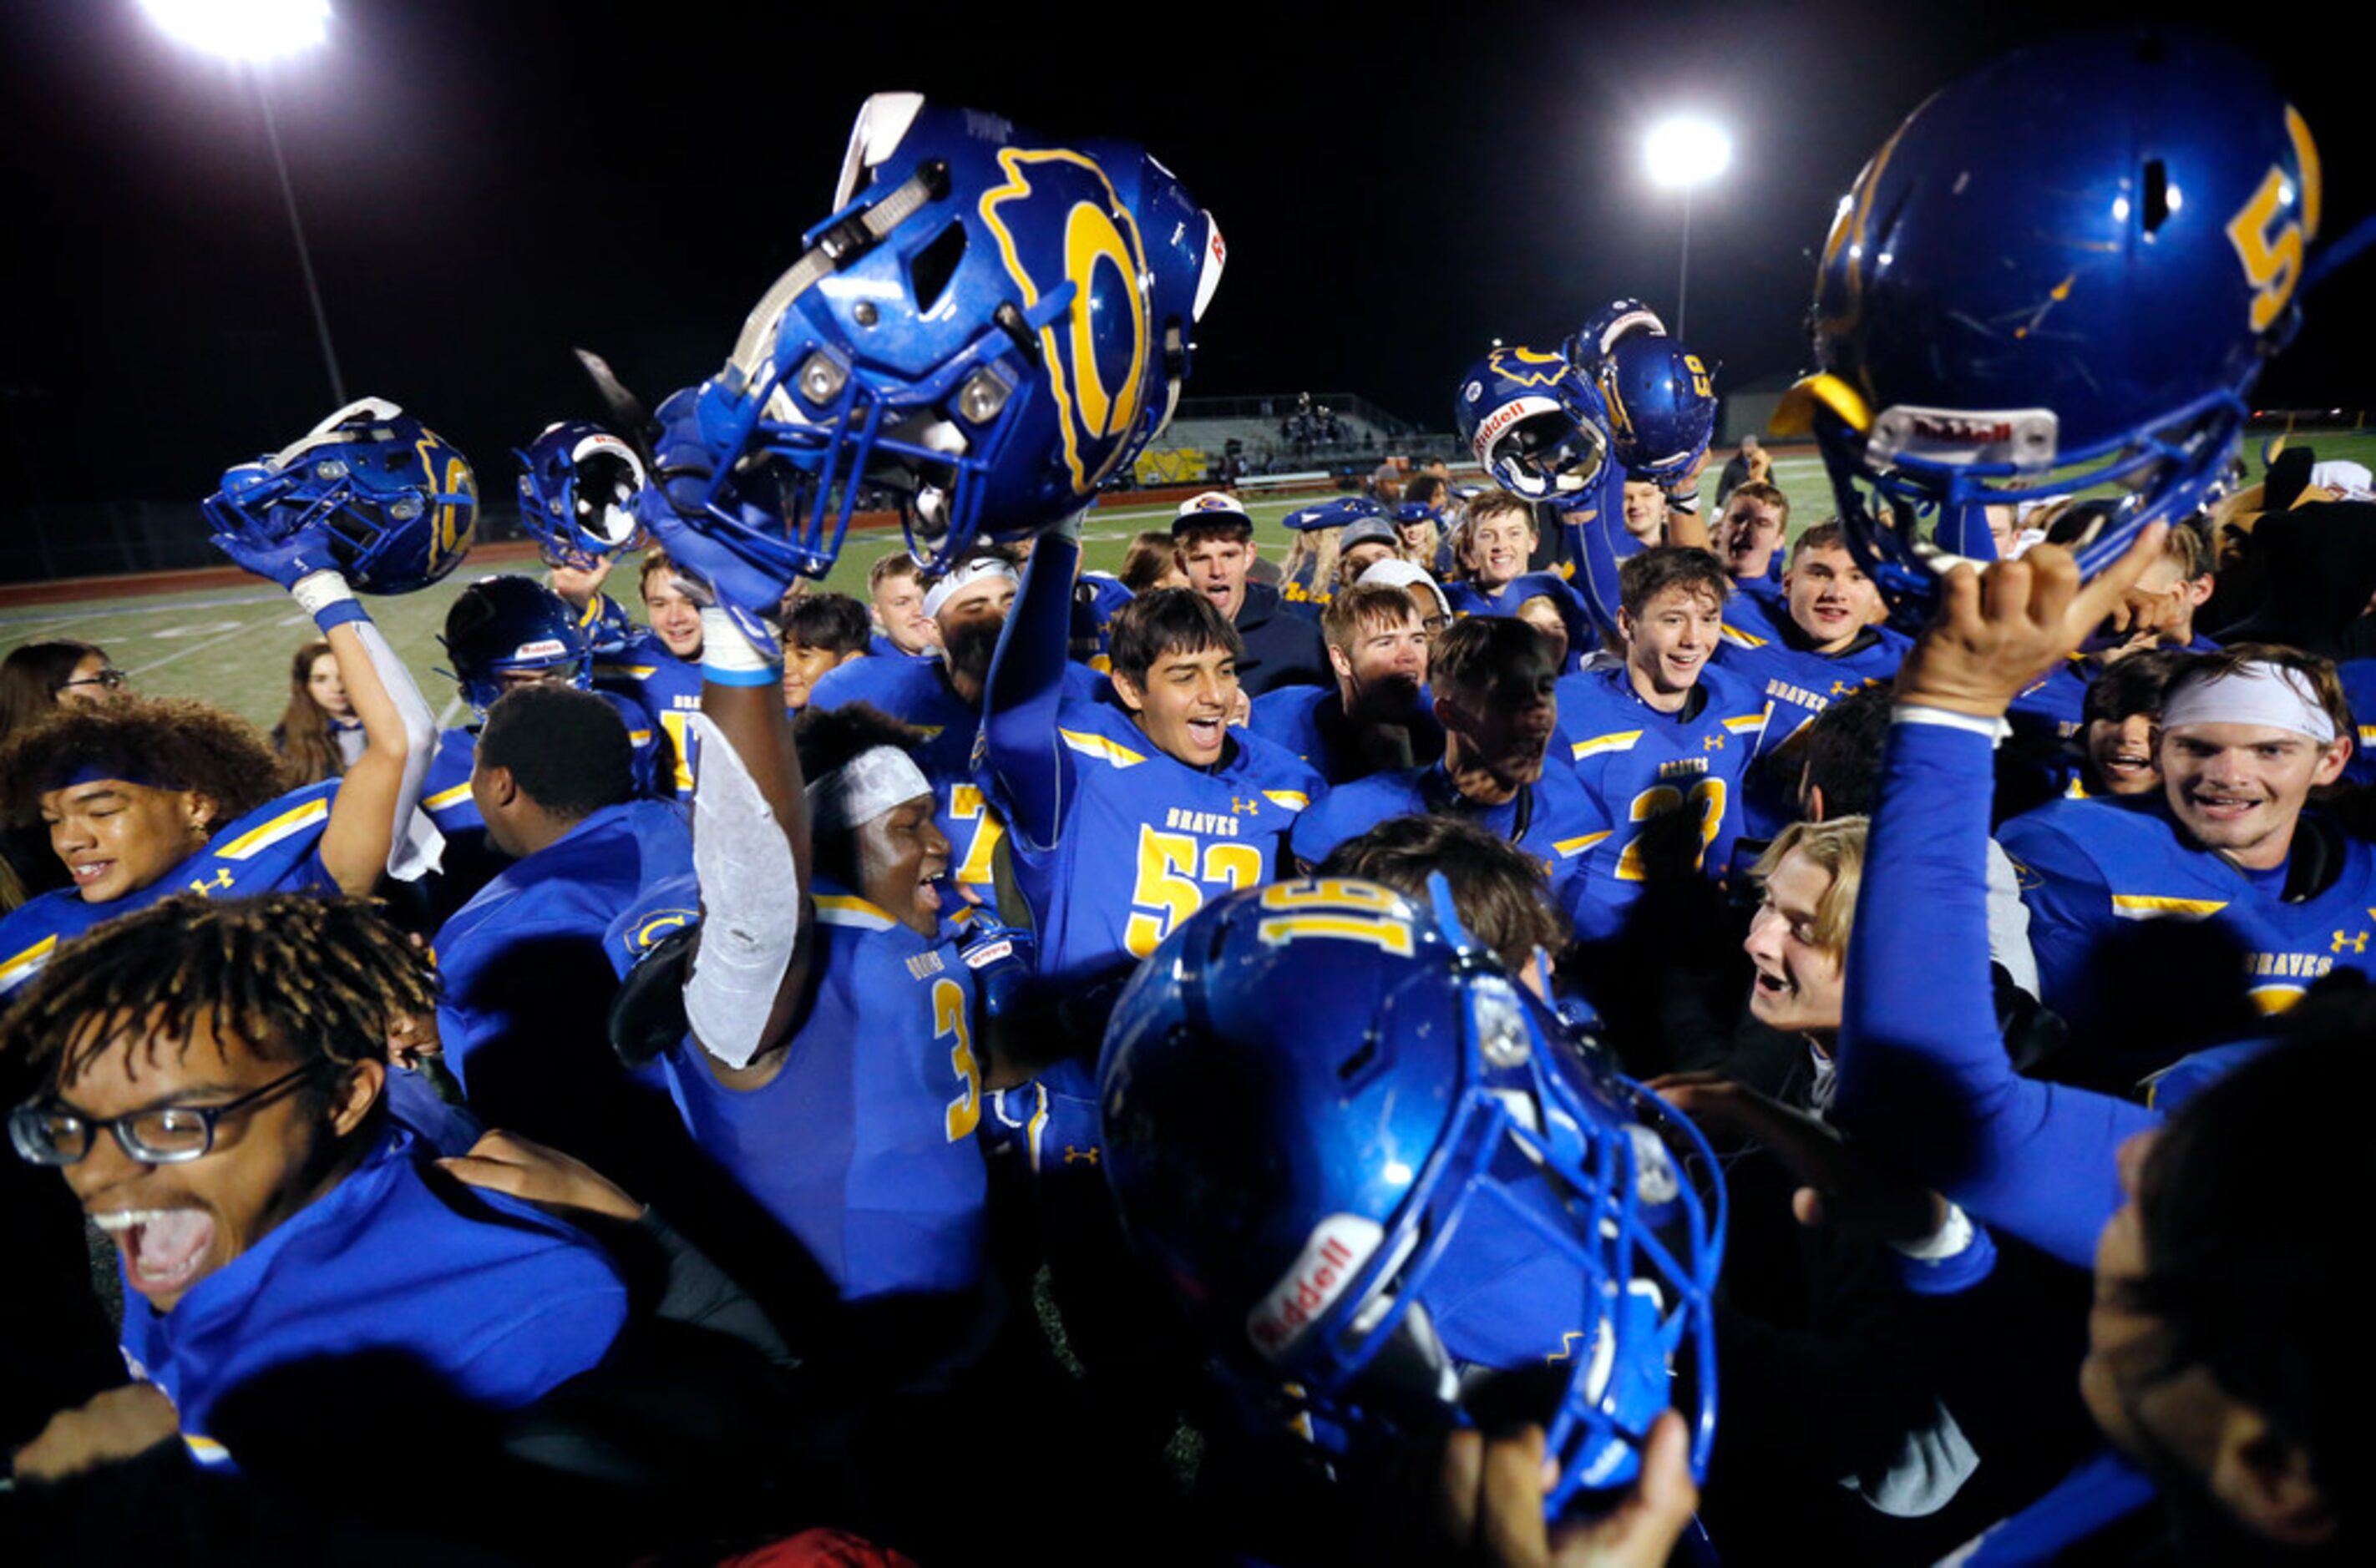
[1124,825,1264,957]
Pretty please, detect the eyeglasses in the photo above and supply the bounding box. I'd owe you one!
[58,668,126,692]
[8,1062,328,1167]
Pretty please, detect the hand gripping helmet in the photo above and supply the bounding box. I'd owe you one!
[1098,878,1722,1512]
[515,421,646,572]
[203,398,478,595]
[1597,336,1718,481]
[661,93,1223,584]
[438,574,592,716]
[1563,297,1669,371]
[1786,30,2319,605]
[1453,347,1614,502]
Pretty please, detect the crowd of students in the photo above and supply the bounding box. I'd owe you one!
[0,36,2366,1568]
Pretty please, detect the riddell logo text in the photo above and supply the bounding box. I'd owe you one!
[1905,413,2012,446]
[1473,398,1546,449]
[1245,1214,1383,1359]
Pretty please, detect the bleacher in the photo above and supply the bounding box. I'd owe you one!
[1136,392,1463,486]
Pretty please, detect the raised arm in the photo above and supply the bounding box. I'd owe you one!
[980,521,1083,850]
[1831,534,2166,1269]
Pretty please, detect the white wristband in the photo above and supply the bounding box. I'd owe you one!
[1890,703,2011,744]
[1890,1201,1978,1262]
[290,571,356,616]
[699,606,781,678]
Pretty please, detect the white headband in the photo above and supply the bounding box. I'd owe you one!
[2161,661,2337,744]
[806,746,933,835]
[922,558,1019,620]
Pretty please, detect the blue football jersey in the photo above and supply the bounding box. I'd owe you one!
[119,1117,626,1467]
[990,695,1323,995]
[656,879,989,1301]
[1715,592,1907,766]
[2000,797,2376,1025]
[1288,757,1608,908]
[1557,663,1767,941]
[0,780,341,999]
[433,798,695,1091]
[2340,658,2376,787]
[575,589,639,658]
[595,630,704,798]
[1246,684,1447,787]
[1072,572,1134,671]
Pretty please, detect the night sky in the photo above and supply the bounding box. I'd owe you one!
[4,0,2372,508]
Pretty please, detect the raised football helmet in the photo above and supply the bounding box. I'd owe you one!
[646,93,1223,588]
[203,398,477,595]
[1099,878,1721,1511]
[1597,336,1718,481]
[516,421,646,572]
[1787,30,2319,604]
[1282,494,1388,532]
[1453,347,1614,501]
[1564,298,1669,370]
[438,574,591,716]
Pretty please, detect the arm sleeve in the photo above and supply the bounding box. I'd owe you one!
[1831,718,2154,1270]
[347,617,444,881]
[981,532,1082,850]
[1993,815,2113,1026]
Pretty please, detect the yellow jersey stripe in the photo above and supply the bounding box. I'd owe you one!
[0,934,58,992]
[1059,728,1147,767]
[1554,830,1614,856]
[2110,894,2228,921]
[1571,731,1644,760]
[1720,625,1768,649]
[814,894,894,930]
[215,797,330,861]
[1260,790,1310,811]
[1723,714,1767,733]
[425,782,474,810]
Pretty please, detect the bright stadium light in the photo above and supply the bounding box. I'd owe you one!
[142,0,346,402]
[1645,118,1733,190]
[139,0,331,62]
[1644,117,1733,339]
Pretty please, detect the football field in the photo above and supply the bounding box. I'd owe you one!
[7,430,2368,736]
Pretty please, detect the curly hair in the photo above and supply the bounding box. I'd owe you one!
[1,893,435,1088]
[0,695,285,832]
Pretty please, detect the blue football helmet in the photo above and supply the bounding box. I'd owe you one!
[1282,494,1388,532]
[515,421,646,572]
[651,92,1223,586]
[1453,347,1614,502]
[1786,30,2319,605]
[438,574,591,716]
[1597,336,1718,481]
[1099,878,1722,1512]
[203,398,477,595]
[1564,298,1668,370]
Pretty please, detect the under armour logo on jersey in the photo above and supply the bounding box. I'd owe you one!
[1702,734,1725,751]
[1063,1144,1101,1166]
[1828,680,1856,698]
[188,868,236,895]
[1232,796,1260,816]
[2333,930,2368,954]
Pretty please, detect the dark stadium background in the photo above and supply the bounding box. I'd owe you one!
[4,0,2371,508]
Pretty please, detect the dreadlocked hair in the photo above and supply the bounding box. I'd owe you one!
[0,695,284,831]
[0,894,436,1088]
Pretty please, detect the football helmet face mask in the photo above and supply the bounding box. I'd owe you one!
[1790,30,2318,606]
[1454,348,1614,501]
[438,574,591,716]
[1597,336,1718,481]
[1099,878,1722,1513]
[202,398,478,595]
[1564,298,1669,370]
[516,421,646,572]
[655,93,1223,585]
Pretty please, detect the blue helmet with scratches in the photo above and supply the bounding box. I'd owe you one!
[203,398,478,596]
[1453,347,1614,502]
[438,574,592,716]
[1597,336,1718,481]
[515,420,646,572]
[1098,878,1722,1512]
[656,93,1223,586]
[1787,29,2319,606]
[1563,297,1668,370]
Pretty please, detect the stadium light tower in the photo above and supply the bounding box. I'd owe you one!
[140,0,347,404]
[1644,116,1732,340]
